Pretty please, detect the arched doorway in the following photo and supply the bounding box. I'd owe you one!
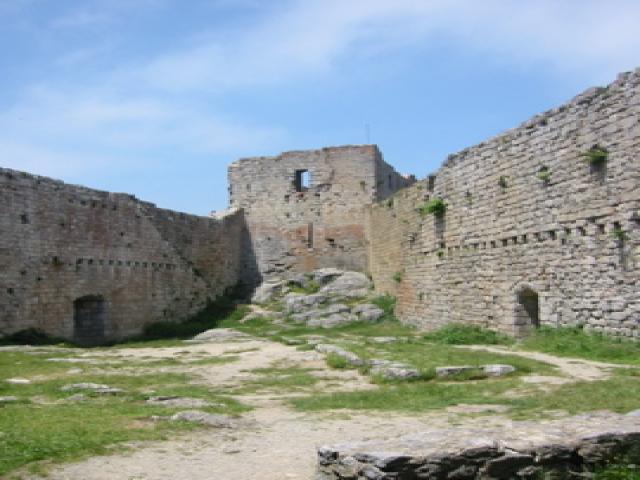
[73,295,106,346]
[514,288,539,336]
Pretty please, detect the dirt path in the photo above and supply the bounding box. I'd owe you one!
[459,345,626,381]
[24,333,626,480]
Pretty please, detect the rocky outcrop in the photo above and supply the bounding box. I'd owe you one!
[316,411,640,479]
[260,269,382,329]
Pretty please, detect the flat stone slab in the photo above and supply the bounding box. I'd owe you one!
[483,364,516,377]
[435,365,476,377]
[317,411,640,479]
[0,396,19,404]
[315,344,365,366]
[187,328,250,343]
[60,383,123,394]
[5,377,31,384]
[146,396,215,408]
[170,410,236,428]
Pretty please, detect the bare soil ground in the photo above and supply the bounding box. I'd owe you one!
[19,332,623,480]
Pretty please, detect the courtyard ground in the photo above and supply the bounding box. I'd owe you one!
[3,307,640,479]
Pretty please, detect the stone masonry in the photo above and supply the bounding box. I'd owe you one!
[228,145,412,283]
[1,68,639,343]
[367,68,640,337]
[0,169,247,344]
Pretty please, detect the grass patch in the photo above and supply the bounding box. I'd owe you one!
[521,326,640,365]
[424,324,513,346]
[508,369,640,419]
[342,338,553,379]
[594,462,640,479]
[287,279,320,294]
[291,378,517,412]
[325,353,351,370]
[0,349,249,476]
[233,366,319,393]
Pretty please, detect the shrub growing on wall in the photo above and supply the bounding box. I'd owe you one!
[417,198,446,217]
[582,145,609,165]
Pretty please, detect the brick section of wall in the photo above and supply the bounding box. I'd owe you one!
[0,169,245,343]
[228,145,412,282]
[368,69,640,337]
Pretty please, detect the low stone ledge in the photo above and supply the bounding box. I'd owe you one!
[316,411,640,479]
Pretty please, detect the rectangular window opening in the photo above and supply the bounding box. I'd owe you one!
[295,170,310,192]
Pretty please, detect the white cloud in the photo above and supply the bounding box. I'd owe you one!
[0,86,287,177]
[3,0,640,186]
[129,0,640,93]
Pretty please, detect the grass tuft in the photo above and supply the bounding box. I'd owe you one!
[423,324,513,345]
[521,326,640,364]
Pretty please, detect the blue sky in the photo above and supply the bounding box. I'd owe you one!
[1,0,639,215]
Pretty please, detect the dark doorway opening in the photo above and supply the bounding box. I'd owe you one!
[515,288,539,336]
[73,295,106,346]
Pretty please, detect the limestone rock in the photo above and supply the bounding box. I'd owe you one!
[146,396,214,408]
[369,337,398,344]
[308,313,358,328]
[369,360,420,380]
[60,383,123,394]
[312,268,345,285]
[188,328,249,343]
[319,272,371,298]
[315,344,365,366]
[283,293,328,313]
[483,364,516,377]
[316,411,640,480]
[170,410,236,428]
[5,378,30,384]
[351,304,384,322]
[435,366,476,378]
[251,280,284,304]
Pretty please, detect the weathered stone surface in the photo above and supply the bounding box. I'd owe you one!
[0,169,246,344]
[60,383,123,394]
[146,396,213,408]
[290,304,350,324]
[316,411,640,479]
[483,364,516,377]
[5,377,31,384]
[351,304,384,322]
[369,337,398,344]
[251,280,284,304]
[283,293,328,313]
[367,70,640,339]
[320,272,371,298]
[308,313,358,328]
[188,328,249,343]
[435,366,475,377]
[228,145,411,281]
[315,344,365,366]
[313,268,346,285]
[369,360,420,380]
[170,410,236,428]
[3,69,640,344]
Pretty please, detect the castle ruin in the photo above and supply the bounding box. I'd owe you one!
[1,68,639,344]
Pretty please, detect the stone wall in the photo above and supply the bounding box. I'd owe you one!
[368,69,640,337]
[228,145,412,283]
[0,168,245,344]
[317,411,640,480]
